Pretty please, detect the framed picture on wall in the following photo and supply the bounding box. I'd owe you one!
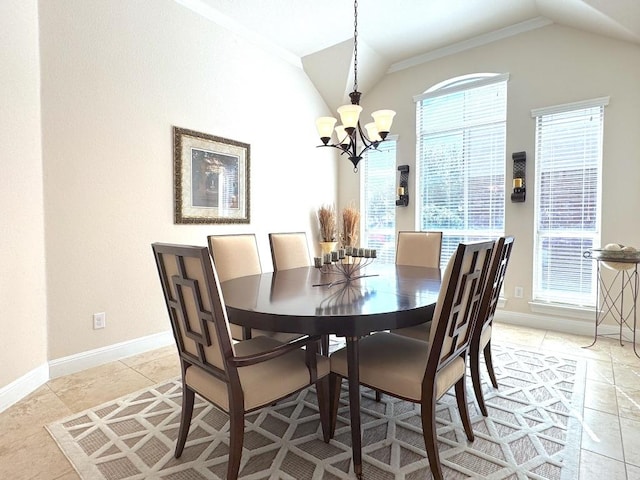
[173,127,250,224]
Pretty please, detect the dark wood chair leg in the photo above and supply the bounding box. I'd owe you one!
[484,340,499,389]
[455,377,474,442]
[470,341,488,416]
[329,373,342,439]
[375,390,382,402]
[421,392,443,480]
[175,384,195,457]
[227,408,245,480]
[316,375,331,443]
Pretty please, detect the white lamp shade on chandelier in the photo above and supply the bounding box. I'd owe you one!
[313,0,396,171]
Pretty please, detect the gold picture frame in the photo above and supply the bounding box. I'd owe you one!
[173,127,250,224]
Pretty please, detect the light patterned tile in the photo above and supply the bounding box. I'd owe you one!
[542,331,612,361]
[585,358,614,384]
[584,379,618,414]
[581,408,623,461]
[620,417,640,466]
[131,352,181,383]
[627,463,640,480]
[579,450,627,480]
[492,322,546,348]
[580,450,627,480]
[121,344,178,368]
[0,428,72,480]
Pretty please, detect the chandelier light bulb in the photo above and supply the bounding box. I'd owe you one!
[337,104,363,130]
[334,125,349,146]
[316,117,338,144]
[364,122,382,142]
[371,110,396,138]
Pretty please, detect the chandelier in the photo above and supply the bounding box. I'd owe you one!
[314,0,396,172]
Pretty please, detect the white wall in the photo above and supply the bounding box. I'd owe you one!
[341,24,640,329]
[37,0,337,362]
[0,1,48,388]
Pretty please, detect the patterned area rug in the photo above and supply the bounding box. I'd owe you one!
[46,345,585,479]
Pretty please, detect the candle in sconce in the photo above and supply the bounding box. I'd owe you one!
[358,248,365,257]
[338,249,345,259]
[371,249,377,258]
[324,253,332,264]
[331,251,338,262]
[345,246,352,256]
[314,257,322,268]
[364,249,371,258]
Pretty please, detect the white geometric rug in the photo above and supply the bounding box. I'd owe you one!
[46,344,585,479]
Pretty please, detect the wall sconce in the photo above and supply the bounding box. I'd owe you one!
[511,151,526,202]
[396,165,409,206]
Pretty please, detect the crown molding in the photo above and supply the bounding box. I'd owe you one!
[388,16,553,74]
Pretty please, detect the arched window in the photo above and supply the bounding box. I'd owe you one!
[414,73,508,267]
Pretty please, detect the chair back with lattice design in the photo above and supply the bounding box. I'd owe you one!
[396,231,443,268]
[425,240,495,378]
[269,232,312,270]
[152,243,235,381]
[475,236,514,337]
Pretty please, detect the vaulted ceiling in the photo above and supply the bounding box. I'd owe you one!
[177,0,640,109]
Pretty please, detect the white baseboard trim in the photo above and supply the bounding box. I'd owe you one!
[0,363,49,415]
[49,331,175,379]
[494,309,618,337]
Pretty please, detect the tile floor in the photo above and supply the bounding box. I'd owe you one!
[0,323,638,479]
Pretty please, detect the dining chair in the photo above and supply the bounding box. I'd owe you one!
[207,233,303,344]
[151,242,330,480]
[328,240,495,480]
[268,232,312,271]
[385,231,443,364]
[395,230,443,268]
[470,236,514,416]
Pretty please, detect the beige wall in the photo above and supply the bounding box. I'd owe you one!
[36,0,336,362]
[0,0,48,387]
[340,24,640,328]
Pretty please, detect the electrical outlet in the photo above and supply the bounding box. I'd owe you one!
[514,286,524,298]
[93,312,106,329]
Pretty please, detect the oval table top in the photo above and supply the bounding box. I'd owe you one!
[222,264,441,338]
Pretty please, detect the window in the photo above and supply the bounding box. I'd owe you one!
[532,98,607,306]
[361,138,397,264]
[415,74,507,268]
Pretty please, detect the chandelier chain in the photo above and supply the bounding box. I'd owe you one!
[353,0,358,92]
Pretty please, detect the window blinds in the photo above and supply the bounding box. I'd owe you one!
[416,75,506,268]
[532,98,607,306]
[362,140,396,264]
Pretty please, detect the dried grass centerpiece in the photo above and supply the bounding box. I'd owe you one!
[341,204,360,248]
[317,204,337,242]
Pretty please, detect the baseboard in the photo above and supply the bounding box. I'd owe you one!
[494,310,619,337]
[0,363,49,415]
[49,331,175,379]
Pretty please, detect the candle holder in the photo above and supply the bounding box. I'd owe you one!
[313,246,378,287]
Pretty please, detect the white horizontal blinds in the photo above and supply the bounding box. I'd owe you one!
[417,75,506,268]
[362,140,396,264]
[533,100,606,306]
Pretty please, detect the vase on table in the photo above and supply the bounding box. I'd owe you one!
[320,241,338,255]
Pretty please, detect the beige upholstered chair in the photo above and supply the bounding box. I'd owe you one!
[207,234,303,344]
[152,243,330,480]
[329,240,495,480]
[470,236,514,416]
[388,231,442,344]
[395,230,443,268]
[269,232,312,271]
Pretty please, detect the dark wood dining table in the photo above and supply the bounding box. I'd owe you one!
[221,263,441,478]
